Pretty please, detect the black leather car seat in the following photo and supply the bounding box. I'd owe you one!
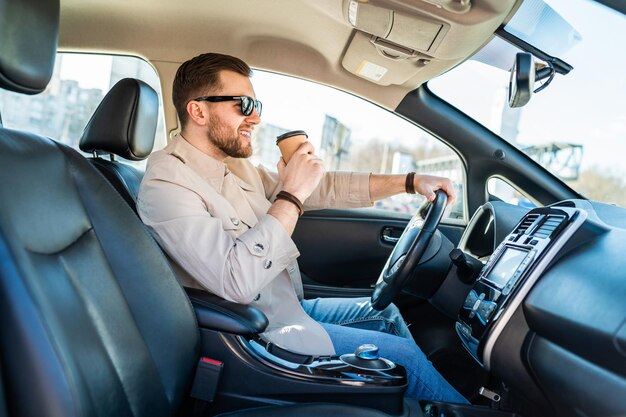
[79,78,158,211]
[0,1,394,416]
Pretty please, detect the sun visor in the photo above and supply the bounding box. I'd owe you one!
[387,12,444,52]
[342,32,423,85]
[342,1,448,86]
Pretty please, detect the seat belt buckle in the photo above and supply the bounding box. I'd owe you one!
[190,357,223,402]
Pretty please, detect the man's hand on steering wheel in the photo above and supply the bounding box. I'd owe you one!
[414,174,456,205]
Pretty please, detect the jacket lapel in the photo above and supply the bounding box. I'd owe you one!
[221,173,263,228]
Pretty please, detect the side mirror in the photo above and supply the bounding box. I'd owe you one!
[508,52,535,108]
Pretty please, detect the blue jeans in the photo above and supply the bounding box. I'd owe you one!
[301,297,467,404]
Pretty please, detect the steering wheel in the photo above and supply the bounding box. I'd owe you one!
[371,190,448,310]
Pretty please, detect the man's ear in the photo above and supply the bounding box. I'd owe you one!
[186,101,208,126]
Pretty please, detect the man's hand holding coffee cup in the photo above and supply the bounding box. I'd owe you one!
[277,141,324,203]
[276,130,308,163]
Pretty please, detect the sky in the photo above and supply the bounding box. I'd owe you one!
[59,54,112,91]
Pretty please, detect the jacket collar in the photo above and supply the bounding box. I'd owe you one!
[167,133,228,192]
[167,133,257,194]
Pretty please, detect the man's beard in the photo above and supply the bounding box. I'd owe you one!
[207,114,253,158]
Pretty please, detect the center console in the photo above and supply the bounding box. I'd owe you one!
[455,206,586,368]
[185,288,409,415]
[245,338,406,387]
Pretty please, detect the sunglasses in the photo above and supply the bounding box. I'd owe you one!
[192,95,262,117]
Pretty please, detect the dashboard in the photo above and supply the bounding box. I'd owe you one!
[444,200,626,417]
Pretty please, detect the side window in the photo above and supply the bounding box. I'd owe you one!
[487,177,536,208]
[0,53,166,168]
[251,71,466,220]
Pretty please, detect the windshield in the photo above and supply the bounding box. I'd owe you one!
[429,0,626,207]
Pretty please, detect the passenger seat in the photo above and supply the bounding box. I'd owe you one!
[79,77,158,211]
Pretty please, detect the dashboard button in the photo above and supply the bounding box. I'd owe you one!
[461,325,471,338]
[463,290,479,310]
[476,300,497,324]
[467,292,486,319]
[456,322,472,339]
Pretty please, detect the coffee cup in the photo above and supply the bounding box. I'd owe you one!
[276,130,308,164]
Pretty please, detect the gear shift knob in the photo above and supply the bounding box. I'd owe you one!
[355,344,380,360]
[340,343,395,371]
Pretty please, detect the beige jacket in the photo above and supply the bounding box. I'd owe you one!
[137,134,372,355]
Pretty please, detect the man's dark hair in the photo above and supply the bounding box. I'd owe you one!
[173,53,251,127]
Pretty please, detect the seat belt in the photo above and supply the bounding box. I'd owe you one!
[190,357,223,402]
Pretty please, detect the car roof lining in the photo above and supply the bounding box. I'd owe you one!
[58,0,521,132]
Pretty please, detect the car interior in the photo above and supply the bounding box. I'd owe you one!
[1,0,625,417]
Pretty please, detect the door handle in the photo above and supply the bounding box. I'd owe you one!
[382,235,399,243]
[381,227,401,244]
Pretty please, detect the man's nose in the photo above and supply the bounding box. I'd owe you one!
[245,109,261,124]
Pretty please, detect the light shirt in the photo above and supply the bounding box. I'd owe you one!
[137,134,372,355]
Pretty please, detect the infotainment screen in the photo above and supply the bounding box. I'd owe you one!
[484,247,528,289]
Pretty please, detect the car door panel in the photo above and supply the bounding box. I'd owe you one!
[292,208,464,296]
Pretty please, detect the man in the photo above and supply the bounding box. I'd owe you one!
[137,53,465,403]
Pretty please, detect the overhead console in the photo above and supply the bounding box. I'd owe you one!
[342,0,449,85]
[346,1,449,55]
[455,206,587,368]
[340,0,517,86]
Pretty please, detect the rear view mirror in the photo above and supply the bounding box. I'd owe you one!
[508,52,557,108]
[508,52,535,108]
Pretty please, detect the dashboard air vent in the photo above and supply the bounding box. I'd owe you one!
[532,214,567,239]
[515,213,539,234]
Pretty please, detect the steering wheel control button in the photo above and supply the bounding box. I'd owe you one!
[355,344,379,360]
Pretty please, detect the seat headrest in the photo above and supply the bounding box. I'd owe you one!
[80,78,159,161]
[0,0,59,94]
